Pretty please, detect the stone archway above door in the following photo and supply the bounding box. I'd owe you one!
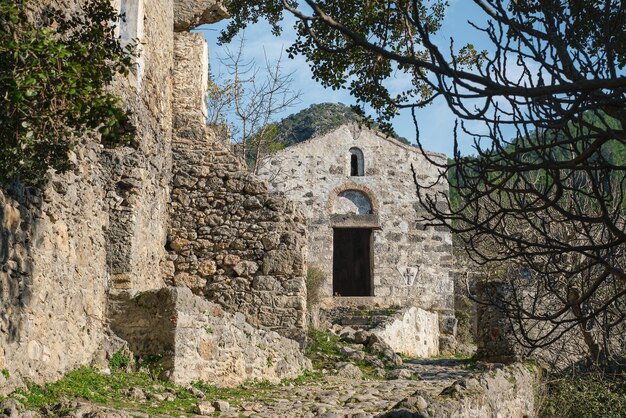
[327,183,381,229]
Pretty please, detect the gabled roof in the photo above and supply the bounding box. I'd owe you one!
[279,123,447,161]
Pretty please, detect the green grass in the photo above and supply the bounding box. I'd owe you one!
[11,367,198,415]
[7,366,314,416]
[108,351,130,370]
[5,331,393,416]
[5,358,330,416]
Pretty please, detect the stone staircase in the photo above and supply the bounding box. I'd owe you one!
[321,306,402,331]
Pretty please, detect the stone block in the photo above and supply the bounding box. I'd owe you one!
[109,287,310,386]
[197,260,217,277]
[222,254,240,266]
[371,307,440,358]
[233,260,259,277]
[262,250,301,275]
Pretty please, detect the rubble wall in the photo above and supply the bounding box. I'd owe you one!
[0,0,174,393]
[165,33,308,342]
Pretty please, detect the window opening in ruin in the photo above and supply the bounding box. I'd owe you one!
[349,147,364,176]
[333,228,373,296]
[116,0,145,89]
[351,154,359,176]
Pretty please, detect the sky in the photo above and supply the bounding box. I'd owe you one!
[196,1,493,157]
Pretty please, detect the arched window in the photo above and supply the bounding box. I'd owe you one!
[349,147,364,176]
[334,190,373,215]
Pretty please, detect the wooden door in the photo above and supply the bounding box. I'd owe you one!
[332,228,372,296]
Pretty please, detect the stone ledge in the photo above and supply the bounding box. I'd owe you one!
[330,213,381,229]
[378,363,539,418]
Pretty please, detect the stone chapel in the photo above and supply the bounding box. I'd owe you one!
[257,124,457,349]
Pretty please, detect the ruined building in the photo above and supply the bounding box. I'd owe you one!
[1,0,455,394]
[258,125,457,356]
[0,0,309,393]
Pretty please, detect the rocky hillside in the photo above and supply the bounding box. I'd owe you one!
[273,103,412,146]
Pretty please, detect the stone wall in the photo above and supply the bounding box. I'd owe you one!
[103,0,175,293]
[0,0,177,394]
[475,281,523,364]
[109,287,310,386]
[371,308,440,358]
[0,155,110,394]
[381,363,539,418]
[257,126,453,314]
[165,32,308,342]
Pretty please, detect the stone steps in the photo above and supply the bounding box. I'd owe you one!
[323,307,402,330]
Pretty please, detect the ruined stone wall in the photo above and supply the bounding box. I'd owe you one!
[0,0,174,393]
[109,287,310,386]
[104,0,174,293]
[474,281,524,364]
[371,307,440,357]
[381,363,539,418]
[165,32,308,342]
[257,125,454,317]
[0,153,110,394]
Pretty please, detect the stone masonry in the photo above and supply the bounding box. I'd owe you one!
[165,32,308,342]
[258,125,456,352]
[1,0,310,394]
[474,281,522,364]
[1,0,175,392]
[108,287,310,386]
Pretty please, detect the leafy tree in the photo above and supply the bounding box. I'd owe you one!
[221,0,626,364]
[0,0,136,185]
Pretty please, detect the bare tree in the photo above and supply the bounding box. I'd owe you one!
[218,0,626,362]
[208,35,301,173]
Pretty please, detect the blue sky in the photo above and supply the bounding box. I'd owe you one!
[197,1,492,156]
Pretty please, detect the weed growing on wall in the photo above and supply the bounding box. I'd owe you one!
[306,266,326,308]
[0,0,136,185]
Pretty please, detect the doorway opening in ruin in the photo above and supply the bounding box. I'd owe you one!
[333,228,373,296]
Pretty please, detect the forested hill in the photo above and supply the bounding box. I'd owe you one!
[274,103,412,146]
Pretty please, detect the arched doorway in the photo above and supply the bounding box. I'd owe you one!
[331,189,376,296]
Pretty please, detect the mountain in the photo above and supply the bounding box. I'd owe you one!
[273,103,412,146]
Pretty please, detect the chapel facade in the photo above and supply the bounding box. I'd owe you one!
[258,124,455,321]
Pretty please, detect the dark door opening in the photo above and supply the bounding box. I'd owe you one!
[333,228,372,296]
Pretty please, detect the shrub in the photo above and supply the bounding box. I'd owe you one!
[0,0,136,185]
[541,372,626,418]
[108,350,130,370]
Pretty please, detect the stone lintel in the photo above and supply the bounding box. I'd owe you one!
[330,213,381,229]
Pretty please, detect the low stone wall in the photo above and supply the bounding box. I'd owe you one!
[380,363,539,418]
[371,308,440,358]
[109,287,311,386]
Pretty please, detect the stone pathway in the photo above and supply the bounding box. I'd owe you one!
[228,359,473,418]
